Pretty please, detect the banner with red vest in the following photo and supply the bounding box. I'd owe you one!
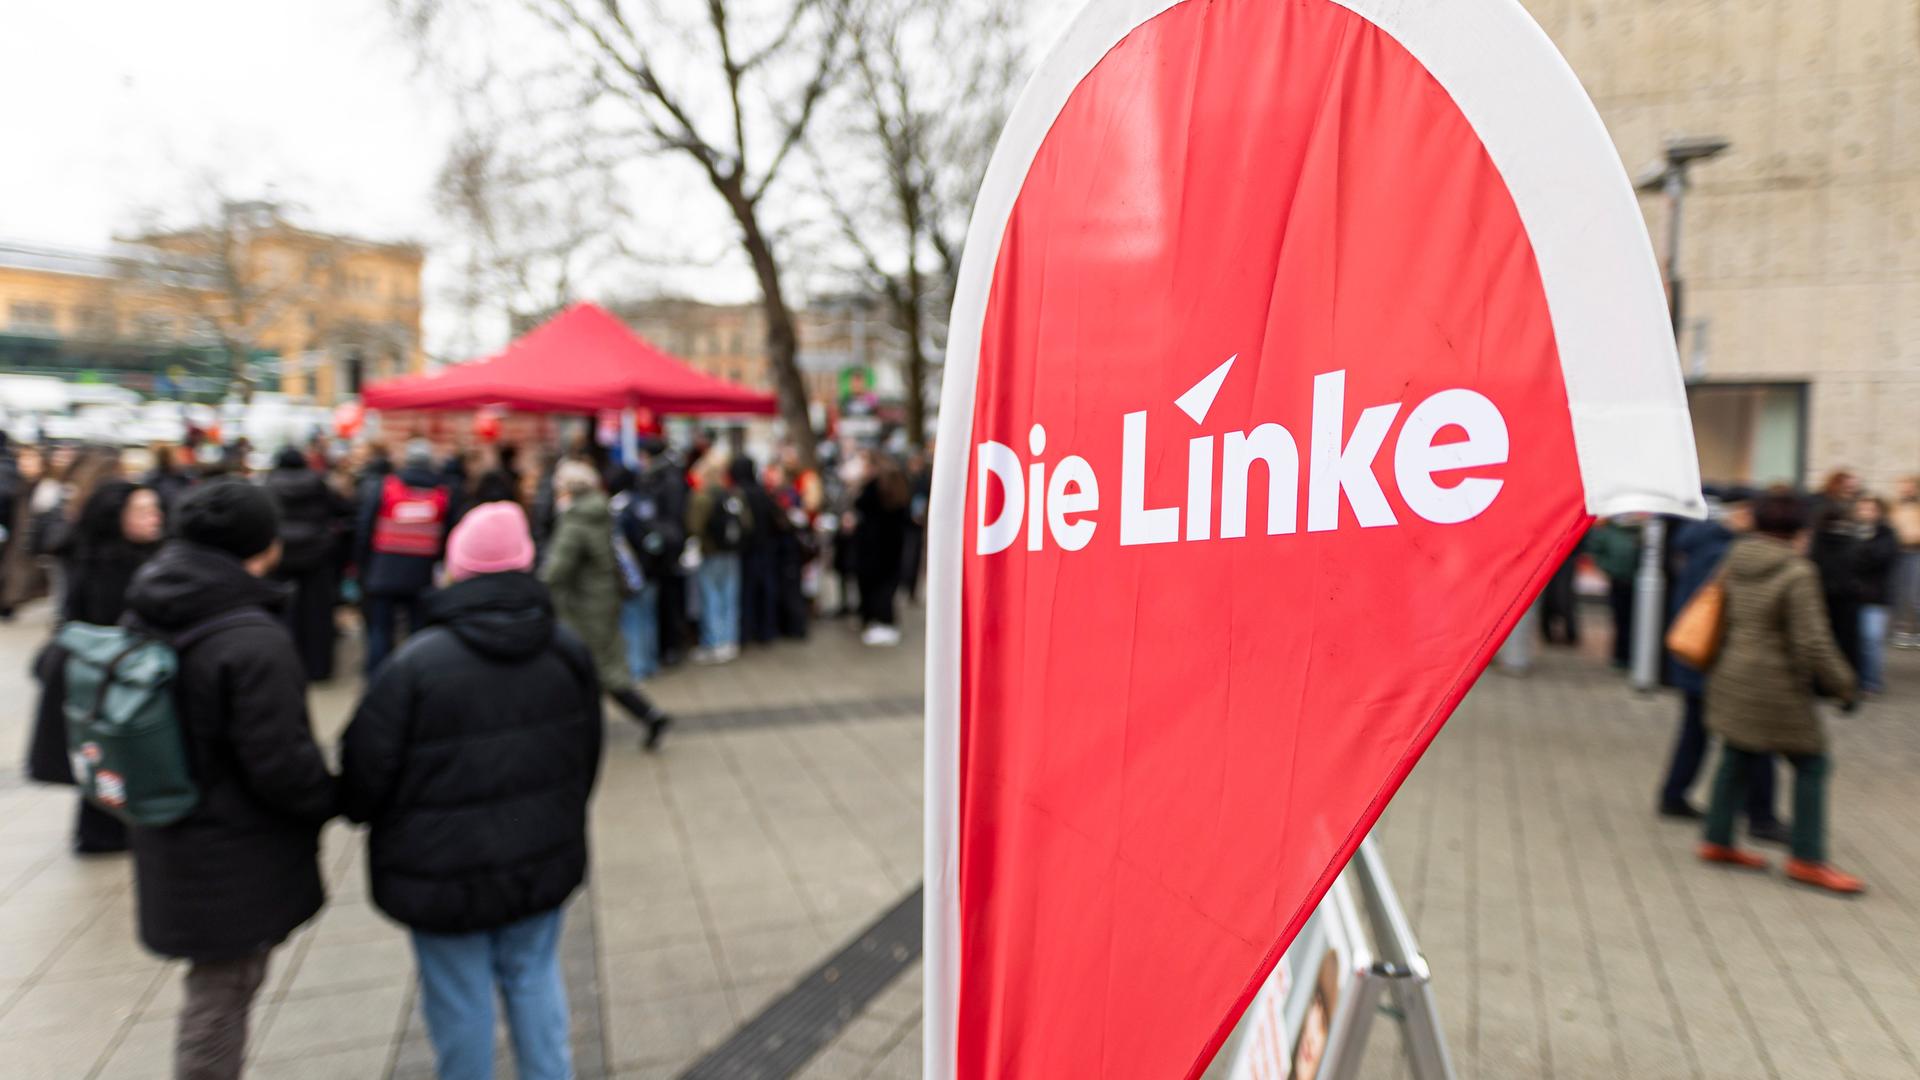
[923,2,1703,1078]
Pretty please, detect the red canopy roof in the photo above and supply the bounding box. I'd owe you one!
[362,303,778,416]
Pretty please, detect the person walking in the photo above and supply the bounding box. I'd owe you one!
[1698,490,1862,895]
[1892,477,1920,648]
[686,450,750,662]
[543,461,672,749]
[122,479,339,1077]
[266,447,351,682]
[356,440,459,674]
[1656,492,1783,841]
[852,450,911,647]
[26,480,166,855]
[341,502,603,1080]
[1846,495,1898,693]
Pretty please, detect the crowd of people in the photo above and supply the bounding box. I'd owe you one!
[0,425,931,1080]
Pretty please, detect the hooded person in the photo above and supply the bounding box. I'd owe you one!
[122,478,339,1079]
[266,446,351,682]
[356,438,461,674]
[340,501,604,1080]
[26,479,166,855]
[541,459,672,749]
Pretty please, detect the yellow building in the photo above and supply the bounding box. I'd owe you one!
[0,202,424,406]
[1522,0,1920,491]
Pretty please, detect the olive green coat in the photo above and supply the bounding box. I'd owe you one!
[1704,535,1857,756]
[540,492,630,691]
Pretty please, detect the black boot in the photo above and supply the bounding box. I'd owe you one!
[612,688,673,752]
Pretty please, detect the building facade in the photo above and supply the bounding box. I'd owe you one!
[1523,0,1920,491]
[0,204,424,406]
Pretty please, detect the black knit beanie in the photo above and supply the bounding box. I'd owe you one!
[175,479,281,560]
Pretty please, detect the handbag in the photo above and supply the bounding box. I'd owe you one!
[1666,573,1727,670]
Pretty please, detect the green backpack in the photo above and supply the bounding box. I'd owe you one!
[58,612,268,827]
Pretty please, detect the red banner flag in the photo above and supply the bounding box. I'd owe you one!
[924,2,1703,1078]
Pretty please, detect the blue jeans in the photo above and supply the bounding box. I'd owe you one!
[411,909,571,1080]
[1859,604,1890,691]
[696,553,742,649]
[621,583,660,681]
[364,593,427,676]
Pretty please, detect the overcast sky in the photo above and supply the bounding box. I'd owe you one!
[0,1,1075,358]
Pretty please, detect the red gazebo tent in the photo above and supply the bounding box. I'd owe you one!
[362,303,778,416]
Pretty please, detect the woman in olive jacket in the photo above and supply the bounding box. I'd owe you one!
[541,460,671,749]
[1700,490,1862,894]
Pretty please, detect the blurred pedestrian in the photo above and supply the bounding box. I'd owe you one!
[1538,550,1582,646]
[612,446,685,682]
[145,443,197,510]
[341,502,602,1080]
[543,462,673,749]
[471,443,522,506]
[2,444,50,616]
[356,439,459,675]
[26,480,165,855]
[266,447,351,682]
[900,450,932,604]
[687,450,750,662]
[1584,518,1640,669]
[1698,490,1862,895]
[853,449,911,647]
[1657,491,1782,841]
[733,456,780,646]
[1893,476,1920,648]
[1848,495,1898,693]
[0,434,23,620]
[768,460,816,640]
[123,480,339,1077]
[1809,501,1864,675]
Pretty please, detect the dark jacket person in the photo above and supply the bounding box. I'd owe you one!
[266,447,351,682]
[124,479,338,1078]
[340,501,603,1080]
[1699,490,1862,895]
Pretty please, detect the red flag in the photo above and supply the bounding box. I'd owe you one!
[924,2,1702,1078]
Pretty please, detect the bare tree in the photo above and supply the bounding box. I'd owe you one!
[121,196,319,403]
[813,0,1025,448]
[435,119,631,343]
[394,0,857,468]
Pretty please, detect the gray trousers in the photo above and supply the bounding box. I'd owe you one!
[177,951,271,1080]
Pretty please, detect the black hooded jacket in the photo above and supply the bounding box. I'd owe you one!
[339,571,604,933]
[266,464,348,573]
[123,541,339,961]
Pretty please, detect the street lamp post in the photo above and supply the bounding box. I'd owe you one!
[1629,134,1730,693]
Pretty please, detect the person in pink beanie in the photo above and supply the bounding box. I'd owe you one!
[338,498,606,1080]
[444,501,538,581]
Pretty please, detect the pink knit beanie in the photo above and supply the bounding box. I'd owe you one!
[445,502,536,582]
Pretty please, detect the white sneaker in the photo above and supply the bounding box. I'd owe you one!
[715,644,741,663]
[690,647,719,665]
[863,625,902,647]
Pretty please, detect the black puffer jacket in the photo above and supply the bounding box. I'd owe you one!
[339,571,604,934]
[266,465,348,573]
[124,542,339,962]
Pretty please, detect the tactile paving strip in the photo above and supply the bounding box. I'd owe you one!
[677,884,923,1080]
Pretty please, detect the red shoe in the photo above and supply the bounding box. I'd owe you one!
[1786,860,1865,895]
[1698,843,1769,870]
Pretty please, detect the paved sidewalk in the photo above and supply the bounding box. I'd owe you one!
[4,598,1918,1079]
